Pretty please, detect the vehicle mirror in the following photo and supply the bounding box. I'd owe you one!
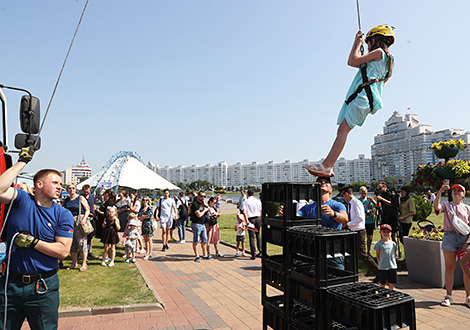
[14,134,41,150]
[20,95,40,134]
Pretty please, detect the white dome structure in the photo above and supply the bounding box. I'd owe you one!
[77,151,179,192]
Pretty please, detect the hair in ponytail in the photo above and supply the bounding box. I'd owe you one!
[370,35,394,83]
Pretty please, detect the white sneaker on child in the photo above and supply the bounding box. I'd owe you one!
[125,258,130,263]
[108,261,115,267]
[101,261,107,267]
[122,254,127,258]
[242,252,247,257]
[235,251,239,257]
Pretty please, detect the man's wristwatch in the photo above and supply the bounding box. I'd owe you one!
[333,211,337,218]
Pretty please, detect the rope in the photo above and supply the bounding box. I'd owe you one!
[35,0,91,143]
[355,0,364,55]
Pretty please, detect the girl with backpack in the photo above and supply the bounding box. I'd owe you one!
[306,25,395,178]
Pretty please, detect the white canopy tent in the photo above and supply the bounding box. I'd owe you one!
[77,152,179,191]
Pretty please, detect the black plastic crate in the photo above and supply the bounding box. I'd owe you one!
[263,306,287,330]
[327,283,416,330]
[287,225,357,259]
[287,277,328,309]
[263,224,285,247]
[286,226,358,284]
[291,262,357,289]
[289,301,358,330]
[262,182,321,223]
[263,294,286,317]
[264,216,321,228]
[263,255,287,290]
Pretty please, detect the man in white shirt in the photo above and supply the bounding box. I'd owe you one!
[242,189,262,260]
[341,186,379,281]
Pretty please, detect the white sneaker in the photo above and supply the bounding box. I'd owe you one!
[108,261,115,267]
[101,261,107,267]
[105,257,111,262]
[125,258,130,263]
[122,254,127,258]
[140,249,146,254]
[441,295,453,307]
[242,251,247,257]
[235,251,239,257]
[466,296,470,308]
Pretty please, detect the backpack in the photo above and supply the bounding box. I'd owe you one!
[178,198,189,220]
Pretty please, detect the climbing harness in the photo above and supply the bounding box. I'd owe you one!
[344,64,387,111]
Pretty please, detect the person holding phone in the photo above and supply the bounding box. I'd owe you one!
[433,179,470,307]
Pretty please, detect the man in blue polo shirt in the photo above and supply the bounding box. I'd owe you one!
[295,176,348,269]
[0,149,74,329]
[297,176,348,229]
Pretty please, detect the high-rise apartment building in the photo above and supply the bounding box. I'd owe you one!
[371,111,470,185]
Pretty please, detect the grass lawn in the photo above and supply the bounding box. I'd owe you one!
[217,212,445,273]
[58,238,157,309]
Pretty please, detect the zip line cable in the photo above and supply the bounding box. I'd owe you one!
[355,0,364,55]
[35,0,91,144]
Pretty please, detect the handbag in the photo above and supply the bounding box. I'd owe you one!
[450,203,470,235]
[78,197,94,236]
[152,219,159,232]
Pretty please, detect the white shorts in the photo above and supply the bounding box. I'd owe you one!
[160,218,173,229]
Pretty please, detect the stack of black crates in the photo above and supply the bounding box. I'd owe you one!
[261,182,416,330]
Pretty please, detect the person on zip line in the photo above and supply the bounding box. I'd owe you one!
[306,25,395,177]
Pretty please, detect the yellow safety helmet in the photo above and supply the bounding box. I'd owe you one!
[366,25,395,46]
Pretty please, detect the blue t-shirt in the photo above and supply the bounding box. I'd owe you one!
[374,240,397,270]
[298,199,347,229]
[6,189,74,274]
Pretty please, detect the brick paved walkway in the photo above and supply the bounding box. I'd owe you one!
[21,229,470,329]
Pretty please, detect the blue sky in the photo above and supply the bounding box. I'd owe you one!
[1,1,469,175]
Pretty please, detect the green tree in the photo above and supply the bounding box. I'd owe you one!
[78,176,89,184]
[412,194,433,221]
[351,180,368,191]
[369,180,379,192]
[385,176,398,188]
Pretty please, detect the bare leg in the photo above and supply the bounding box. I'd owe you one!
[79,251,87,270]
[202,242,208,257]
[305,119,352,177]
[444,250,457,296]
[324,119,352,167]
[110,244,116,261]
[69,252,78,269]
[459,250,470,296]
[193,243,199,257]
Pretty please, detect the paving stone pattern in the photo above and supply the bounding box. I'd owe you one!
[20,230,470,329]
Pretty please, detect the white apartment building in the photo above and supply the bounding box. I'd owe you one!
[371,111,470,184]
[62,157,92,185]
[148,155,369,188]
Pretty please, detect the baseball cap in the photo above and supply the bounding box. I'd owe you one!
[338,185,354,194]
[452,184,466,194]
[380,224,392,232]
[316,176,331,184]
[129,219,138,227]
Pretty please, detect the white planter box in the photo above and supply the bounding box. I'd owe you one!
[403,236,463,288]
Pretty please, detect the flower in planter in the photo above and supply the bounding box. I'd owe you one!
[430,139,467,151]
[411,226,444,241]
[413,160,470,186]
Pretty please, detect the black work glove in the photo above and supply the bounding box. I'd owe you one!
[18,146,36,164]
[14,230,39,248]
